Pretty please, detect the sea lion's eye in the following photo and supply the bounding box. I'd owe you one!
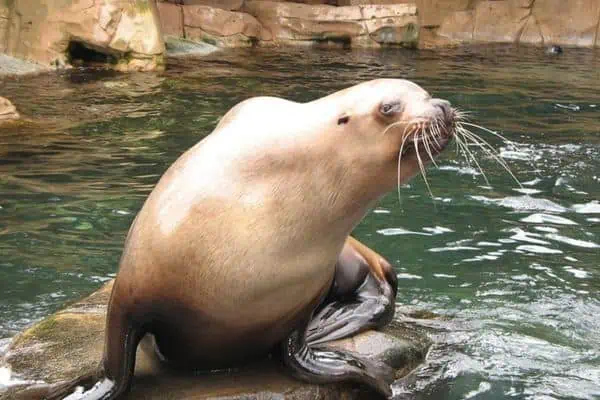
[379,101,402,116]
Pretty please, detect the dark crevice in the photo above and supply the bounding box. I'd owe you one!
[66,41,117,66]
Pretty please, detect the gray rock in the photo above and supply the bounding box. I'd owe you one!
[0,54,47,77]
[165,36,221,57]
[0,281,430,399]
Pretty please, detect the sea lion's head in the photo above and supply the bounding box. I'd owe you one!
[330,79,457,191]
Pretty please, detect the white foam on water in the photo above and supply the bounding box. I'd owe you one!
[534,226,559,233]
[513,188,542,195]
[555,103,580,111]
[433,274,457,279]
[545,234,600,249]
[429,246,479,253]
[563,266,590,279]
[522,177,543,186]
[471,195,567,213]
[477,241,502,247]
[499,150,536,161]
[438,165,481,176]
[508,228,550,245]
[422,226,454,234]
[520,213,578,225]
[573,201,600,214]
[377,228,431,236]
[516,245,563,254]
[498,196,567,213]
[373,208,391,214]
[397,273,423,280]
[463,381,492,399]
[461,254,500,262]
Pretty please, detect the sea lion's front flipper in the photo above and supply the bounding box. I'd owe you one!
[282,318,394,398]
[306,236,397,346]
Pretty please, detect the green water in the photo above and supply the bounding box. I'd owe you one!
[1,46,599,399]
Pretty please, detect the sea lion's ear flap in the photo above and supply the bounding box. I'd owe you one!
[337,114,350,125]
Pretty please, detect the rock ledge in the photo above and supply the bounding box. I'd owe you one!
[0,281,430,400]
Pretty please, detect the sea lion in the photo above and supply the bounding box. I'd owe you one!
[547,45,563,55]
[47,78,456,399]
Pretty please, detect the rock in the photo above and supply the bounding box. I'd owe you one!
[158,2,185,38]
[165,36,220,57]
[0,97,19,122]
[0,0,165,71]
[183,0,245,11]
[473,0,531,43]
[0,54,47,77]
[0,281,429,400]
[243,1,419,47]
[183,5,267,47]
[437,10,475,42]
[415,0,472,28]
[519,15,544,45]
[530,0,600,47]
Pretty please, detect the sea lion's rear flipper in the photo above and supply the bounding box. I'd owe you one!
[306,236,397,346]
[282,318,394,398]
[44,307,143,400]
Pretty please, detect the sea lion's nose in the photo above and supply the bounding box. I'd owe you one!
[432,99,453,124]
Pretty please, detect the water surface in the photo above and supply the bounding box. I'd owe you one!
[1,45,599,399]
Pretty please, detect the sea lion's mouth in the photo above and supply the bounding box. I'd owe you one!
[400,130,452,160]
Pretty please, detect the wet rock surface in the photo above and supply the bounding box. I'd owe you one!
[154,0,600,49]
[0,0,165,71]
[0,54,47,77]
[0,281,430,400]
[0,96,19,122]
[157,1,420,48]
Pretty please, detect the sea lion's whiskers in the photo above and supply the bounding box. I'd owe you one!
[381,120,406,136]
[397,141,404,206]
[430,117,443,149]
[454,126,491,186]
[414,137,435,200]
[452,130,474,169]
[456,123,522,188]
[396,124,418,206]
[459,121,515,146]
[423,132,439,168]
[456,124,516,173]
[452,110,475,166]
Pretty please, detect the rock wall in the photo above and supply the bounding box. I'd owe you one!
[0,96,19,122]
[434,0,600,48]
[0,0,598,71]
[156,0,600,49]
[0,0,166,71]
[158,1,420,48]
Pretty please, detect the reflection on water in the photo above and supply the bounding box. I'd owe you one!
[1,45,599,399]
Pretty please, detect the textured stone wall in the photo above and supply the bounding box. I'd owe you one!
[158,1,420,48]
[1,0,598,71]
[155,0,600,49]
[0,0,166,71]
[434,0,600,48]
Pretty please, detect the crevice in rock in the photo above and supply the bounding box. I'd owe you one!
[314,35,352,48]
[66,41,117,66]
